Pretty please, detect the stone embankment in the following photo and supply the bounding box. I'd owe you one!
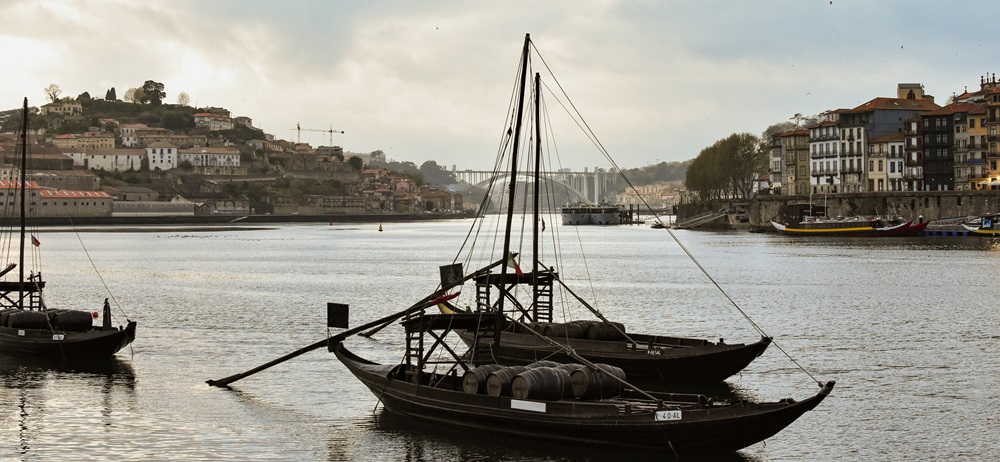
[676,190,1000,230]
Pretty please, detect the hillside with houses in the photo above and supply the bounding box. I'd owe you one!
[0,96,463,219]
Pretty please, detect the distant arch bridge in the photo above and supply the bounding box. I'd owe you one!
[451,169,620,204]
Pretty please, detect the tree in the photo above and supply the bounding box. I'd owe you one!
[178,160,194,171]
[140,80,166,105]
[419,160,457,185]
[685,133,765,201]
[790,113,804,127]
[177,91,190,106]
[105,87,117,101]
[77,91,92,102]
[347,156,364,171]
[124,87,144,103]
[44,84,62,103]
[160,111,190,130]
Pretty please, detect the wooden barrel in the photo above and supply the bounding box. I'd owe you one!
[543,320,588,339]
[521,322,546,335]
[527,322,551,335]
[526,360,560,369]
[557,363,587,375]
[462,364,504,394]
[570,363,627,399]
[0,308,21,327]
[586,321,627,341]
[486,366,528,397]
[52,310,94,332]
[6,310,50,329]
[510,367,572,401]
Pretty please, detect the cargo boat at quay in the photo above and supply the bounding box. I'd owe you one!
[560,202,625,225]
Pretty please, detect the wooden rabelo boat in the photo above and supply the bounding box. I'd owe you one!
[0,98,136,361]
[770,216,926,236]
[770,202,926,237]
[329,33,833,454]
[442,277,770,382]
[333,311,833,455]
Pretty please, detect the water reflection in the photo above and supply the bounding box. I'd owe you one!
[365,409,765,462]
[0,355,137,458]
[0,354,136,386]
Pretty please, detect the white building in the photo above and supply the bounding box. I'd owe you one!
[179,147,241,167]
[119,123,148,147]
[64,148,145,171]
[193,113,234,131]
[808,111,842,194]
[146,142,178,170]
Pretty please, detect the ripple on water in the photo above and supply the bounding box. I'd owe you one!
[2,223,997,461]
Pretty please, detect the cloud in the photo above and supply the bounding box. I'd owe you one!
[4,0,1000,171]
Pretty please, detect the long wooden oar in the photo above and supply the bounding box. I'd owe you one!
[206,299,437,388]
[206,260,506,388]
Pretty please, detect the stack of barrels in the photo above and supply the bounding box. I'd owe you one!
[0,308,94,331]
[462,360,627,401]
[521,320,627,341]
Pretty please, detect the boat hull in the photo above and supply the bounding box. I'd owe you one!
[458,330,770,382]
[0,321,137,360]
[961,215,1000,235]
[561,206,622,225]
[770,220,916,236]
[334,343,832,455]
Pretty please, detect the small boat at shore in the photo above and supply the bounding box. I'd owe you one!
[961,214,1000,236]
[0,98,136,361]
[770,216,926,237]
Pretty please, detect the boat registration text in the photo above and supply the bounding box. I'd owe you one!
[654,410,682,421]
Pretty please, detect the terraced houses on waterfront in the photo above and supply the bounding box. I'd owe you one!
[770,76,1000,195]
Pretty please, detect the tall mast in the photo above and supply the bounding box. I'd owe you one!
[531,72,541,316]
[495,33,530,341]
[500,34,531,287]
[17,98,28,307]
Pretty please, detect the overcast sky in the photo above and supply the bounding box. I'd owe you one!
[3,0,998,171]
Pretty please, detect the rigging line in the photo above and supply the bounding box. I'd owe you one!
[455,107,514,260]
[665,226,820,384]
[535,48,821,384]
[455,125,511,272]
[539,90,574,320]
[66,217,130,321]
[455,43,527,275]
[537,83,595,278]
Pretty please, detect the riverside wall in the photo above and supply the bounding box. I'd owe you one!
[678,190,1000,228]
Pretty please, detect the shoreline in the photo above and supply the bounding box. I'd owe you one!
[4,212,474,228]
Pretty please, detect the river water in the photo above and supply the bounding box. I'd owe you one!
[0,220,997,461]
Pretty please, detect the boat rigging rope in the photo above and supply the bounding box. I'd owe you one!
[67,217,131,322]
[664,227,820,384]
[532,43,822,386]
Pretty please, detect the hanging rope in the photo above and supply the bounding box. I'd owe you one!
[531,41,821,385]
[67,217,131,322]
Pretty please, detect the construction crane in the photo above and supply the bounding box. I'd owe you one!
[290,123,345,145]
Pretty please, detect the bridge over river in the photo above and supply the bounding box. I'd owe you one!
[450,168,620,205]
